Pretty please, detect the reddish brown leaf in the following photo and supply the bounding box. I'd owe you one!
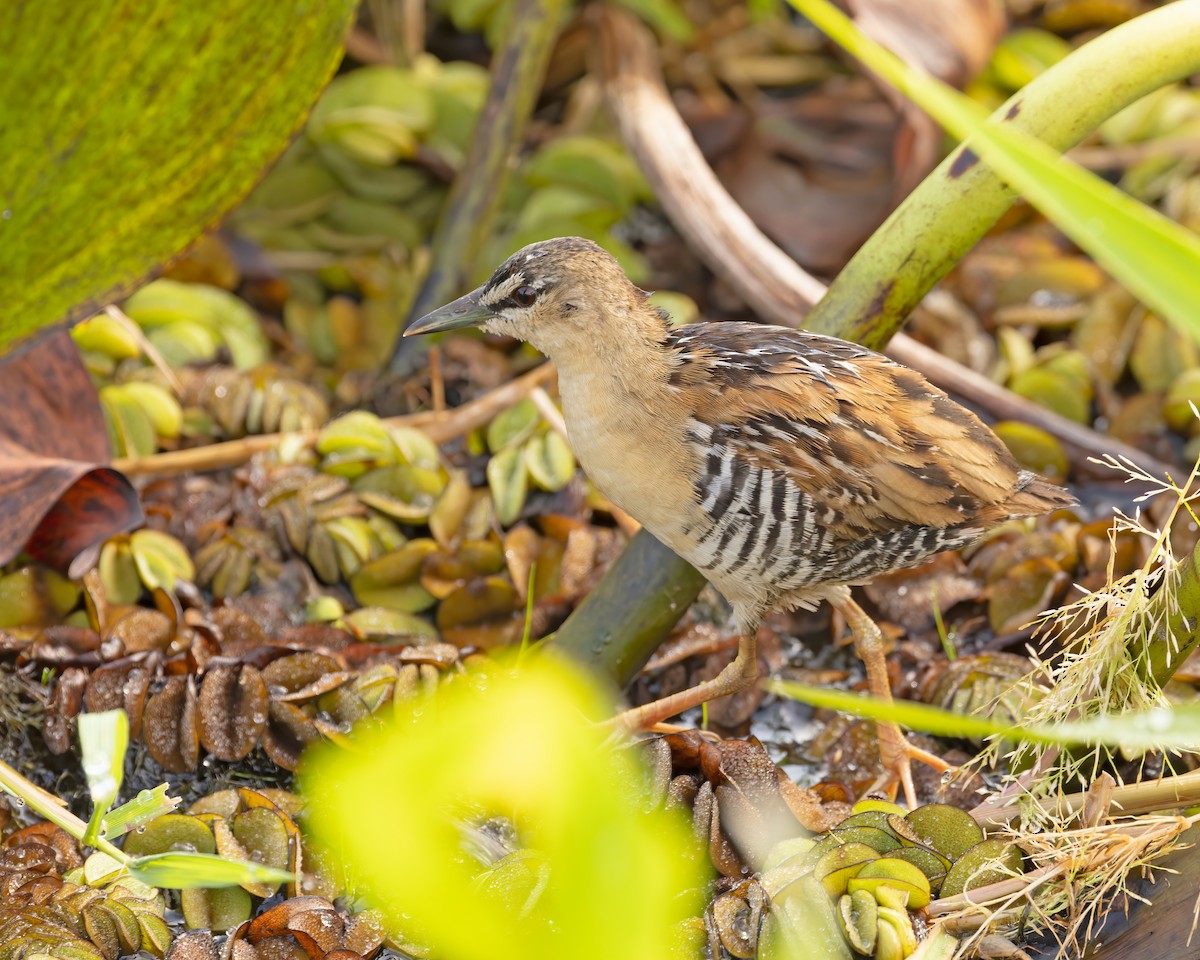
[0,329,142,575]
[143,675,200,772]
[197,664,269,761]
[248,899,339,942]
[43,665,87,755]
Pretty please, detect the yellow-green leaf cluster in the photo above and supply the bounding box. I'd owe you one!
[301,654,709,960]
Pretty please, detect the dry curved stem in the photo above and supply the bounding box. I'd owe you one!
[113,362,557,477]
[591,4,826,327]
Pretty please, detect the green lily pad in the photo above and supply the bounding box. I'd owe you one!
[487,446,529,527]
[940,839,1023,899]
[903,804,985,861]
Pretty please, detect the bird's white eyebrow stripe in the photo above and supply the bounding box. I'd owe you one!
[479,272,527,308]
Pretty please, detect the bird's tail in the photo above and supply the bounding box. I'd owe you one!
[1005,470,1078,518]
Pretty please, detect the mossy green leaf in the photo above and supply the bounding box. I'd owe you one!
[0,0,357,355]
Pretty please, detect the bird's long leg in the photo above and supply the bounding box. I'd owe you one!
[612,632,757,732]
[832,595,954,809]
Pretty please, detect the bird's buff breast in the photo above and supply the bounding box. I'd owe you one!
[557,369,701,550]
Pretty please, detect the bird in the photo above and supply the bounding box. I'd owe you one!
[404,236,1076,804]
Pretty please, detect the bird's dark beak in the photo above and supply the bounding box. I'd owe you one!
[403,290,492,337]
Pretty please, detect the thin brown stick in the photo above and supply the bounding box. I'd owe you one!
[113,363,557,478]
[594,4,1171,480]
[429,344,446,414]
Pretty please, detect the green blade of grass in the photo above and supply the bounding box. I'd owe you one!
[790,0,1200,344]
[768,679,1200,753]
[127,852,296,889]
[101,783,180,840]
[768,680,1037,742]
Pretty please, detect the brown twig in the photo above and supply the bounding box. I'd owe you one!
[113,363,557,477]
[429,344,446,414]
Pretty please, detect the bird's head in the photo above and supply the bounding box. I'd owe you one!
[404,237,659,357]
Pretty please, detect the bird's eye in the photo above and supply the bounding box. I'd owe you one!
[513,285,538,307]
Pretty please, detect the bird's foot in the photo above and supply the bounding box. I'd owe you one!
[869,721,956,809]
[611,643,757,734]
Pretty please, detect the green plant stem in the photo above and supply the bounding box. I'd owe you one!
[554,530,707,685]
[805,0,1200,349]
[557,0,1200,690]
[0,758,126,861]
[393,0,564,354]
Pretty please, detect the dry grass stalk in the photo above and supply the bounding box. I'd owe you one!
[931,812,1196,957]
[954,452,1200,956]
[977,452,1200,809]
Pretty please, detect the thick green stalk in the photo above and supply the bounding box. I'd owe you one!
[553,530,706,685]
[393,0,564,346]
[806,1,1200,348]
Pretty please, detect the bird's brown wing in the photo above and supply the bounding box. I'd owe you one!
[667,323,1069,548]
